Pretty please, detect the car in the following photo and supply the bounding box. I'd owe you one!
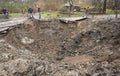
[60,4,81,13]
[73,5,81,12]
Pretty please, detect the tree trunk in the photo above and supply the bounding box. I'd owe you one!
[115,0,118,18]
[103,0,107,14]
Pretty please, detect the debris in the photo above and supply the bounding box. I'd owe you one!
[21,37,34,44]
[0,18,119,76]
[59,16,87,23]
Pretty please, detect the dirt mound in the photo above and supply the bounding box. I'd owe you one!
[1,18,120,76]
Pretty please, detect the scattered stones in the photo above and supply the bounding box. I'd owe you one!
[21,37,34,44]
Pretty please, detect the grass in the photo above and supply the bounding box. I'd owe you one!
[106,9,120,14]
[2,9,120,18]
[106,9,115,14]
[42,12,58,17]
[41,11,83,17]
[9,13,22,17]
[1,12,83,19]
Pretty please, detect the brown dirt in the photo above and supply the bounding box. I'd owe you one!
[5,19,120,61]
[63,55,95,64]
[2,18,120,76]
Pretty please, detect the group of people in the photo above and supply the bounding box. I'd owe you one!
[1,6,88,19]
[1,7,41,19]
[28,7,41,19]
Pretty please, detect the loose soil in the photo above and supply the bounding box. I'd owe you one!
[0,18,119,76]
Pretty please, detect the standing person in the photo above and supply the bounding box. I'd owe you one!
[38,7,41,19]
[2,8,8,19]
[84,7,89,17]
[28,7,34,19]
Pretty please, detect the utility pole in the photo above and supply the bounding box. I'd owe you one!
[115,0,118,18]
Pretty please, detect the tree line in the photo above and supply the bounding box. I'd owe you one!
[0,0,120,13]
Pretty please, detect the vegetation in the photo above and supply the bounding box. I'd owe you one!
[0,2,31,13]
[0,0,120,18]
[9,13,22,17]
[38,11,83,17]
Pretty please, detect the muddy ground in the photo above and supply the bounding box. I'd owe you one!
[0,18,119,76]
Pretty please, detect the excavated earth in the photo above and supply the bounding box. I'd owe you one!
[0,18,119,76]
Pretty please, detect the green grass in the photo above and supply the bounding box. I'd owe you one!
[106,9,114,14]
[7,11,85,18]
[41,11,83,17]
[42,12,58,17]
[106,9,120,14]
[9,13,22,17]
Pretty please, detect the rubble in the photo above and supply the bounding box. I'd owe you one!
[0,18,119,76]
[21,37,34,44]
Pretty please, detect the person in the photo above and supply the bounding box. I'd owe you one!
[2,8,9,19]
[38,7,41,19]
[84,7,89,17]
[28,7,34,19]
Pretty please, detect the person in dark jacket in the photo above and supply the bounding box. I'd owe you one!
[28,7,34,19]
[2,8,8,18]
